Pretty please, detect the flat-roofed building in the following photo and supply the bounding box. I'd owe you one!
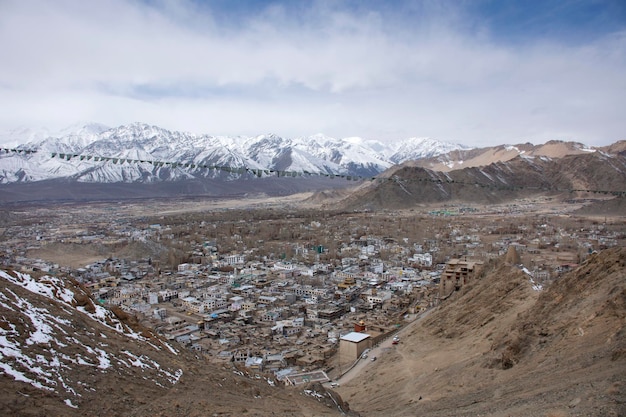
[339,331,371,362]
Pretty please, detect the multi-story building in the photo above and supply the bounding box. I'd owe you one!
[439,258,482,298]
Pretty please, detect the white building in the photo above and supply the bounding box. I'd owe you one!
[148,292,159,305]
[369,261,384,274]
[365,290,392,308]
[224,254,245,266]
[177,263,192,272]
[410,253,433,267]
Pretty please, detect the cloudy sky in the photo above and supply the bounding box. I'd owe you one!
[1,0,625,146]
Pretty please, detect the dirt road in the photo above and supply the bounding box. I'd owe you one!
[333,309,435,386]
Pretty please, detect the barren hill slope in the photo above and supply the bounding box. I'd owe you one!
[0,269,349,416]
[340,247,626,417]
[338,151,626,210]
[414,140,596,172]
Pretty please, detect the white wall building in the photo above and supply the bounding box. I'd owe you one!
[224,254,245,266]
[410,253,433,267]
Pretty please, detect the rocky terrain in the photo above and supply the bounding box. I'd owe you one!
[339,247,626,416]
[0,268,351,416]
[339,151,626,210]
[413,140,626,172]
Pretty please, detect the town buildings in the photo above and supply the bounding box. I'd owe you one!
[1,199,622,384]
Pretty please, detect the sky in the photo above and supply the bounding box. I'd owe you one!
[1,0,625,147]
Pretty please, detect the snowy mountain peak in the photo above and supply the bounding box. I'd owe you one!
[306,133,336,143]
[389,136,468,163]
[103,122,178,139]
[0,123,469,184]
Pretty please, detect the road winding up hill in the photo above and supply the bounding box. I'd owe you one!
[339,247,626,417]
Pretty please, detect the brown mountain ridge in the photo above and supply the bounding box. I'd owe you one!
[413,140,622,172]
[337,150,626,210]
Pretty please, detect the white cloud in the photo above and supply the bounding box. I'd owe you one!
[0,0,624,146]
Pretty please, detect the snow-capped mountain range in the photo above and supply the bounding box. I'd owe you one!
[0,122,468,184]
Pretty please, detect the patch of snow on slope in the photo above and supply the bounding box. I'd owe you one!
[521,267,543,291]
[445,160,463,169]
[0,269,146,341]
[0,270,75,304]
[122,350,183,383]
[574,142,596,153]
[64,398,79,408]
[479,170,493,181]
[0,269,182,396]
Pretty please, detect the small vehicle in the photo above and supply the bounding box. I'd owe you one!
[330,382,340,387]
[392,340,399,345]
[371,356,377,361]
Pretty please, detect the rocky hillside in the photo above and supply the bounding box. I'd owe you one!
[337,151,626,210]
[413,140,602,172]
[339,247,626,417]
[0,268,350,416]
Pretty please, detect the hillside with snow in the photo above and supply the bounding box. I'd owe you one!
[0,268,346,416]
[0,268,182,411]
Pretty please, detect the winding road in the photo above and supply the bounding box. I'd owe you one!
[331,308,435,386]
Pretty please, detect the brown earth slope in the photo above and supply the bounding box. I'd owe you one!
[340,247,626,417]
[339,152,626,210]
[415,140,600,172]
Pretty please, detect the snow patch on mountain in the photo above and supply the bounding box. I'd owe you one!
[389,137,469,163]
[0,269,182,402]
